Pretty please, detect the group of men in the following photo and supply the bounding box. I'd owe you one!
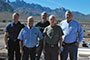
[4,10,83,60]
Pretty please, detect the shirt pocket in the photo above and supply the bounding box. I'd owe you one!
[70,26,77,33]
[23,31,30,39]
[33,32,38,38]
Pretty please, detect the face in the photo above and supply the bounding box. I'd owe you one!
[65,11,72,21]
[12,13,19,22]
[27,18,34,27]
[49,16,55,26]
[41,13,47,21]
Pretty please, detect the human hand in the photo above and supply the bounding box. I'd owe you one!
[4,44,8,49]
[75,42,79,47]
[58,48,61,54]
[20,49,23,55]
[36,46,40,52]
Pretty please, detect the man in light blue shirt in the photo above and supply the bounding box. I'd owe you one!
[18,16,43,60]
[59,10,83,60]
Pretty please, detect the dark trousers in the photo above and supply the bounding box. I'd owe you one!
[45,44,58,60]
[60,44,78,60]
[8,40,21,60]
[22,46,36,60]
[36,44,43,60]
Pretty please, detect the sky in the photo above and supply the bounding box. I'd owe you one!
[10,0,90,15]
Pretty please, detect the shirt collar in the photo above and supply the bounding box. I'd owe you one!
[13,21,20,25]
[27,25,34,29]
[66,19,73,23]
[41,20,48,23]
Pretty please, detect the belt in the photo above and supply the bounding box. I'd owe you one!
[46,43,58,47]
[24,46,36,49]
[63,41,76,45]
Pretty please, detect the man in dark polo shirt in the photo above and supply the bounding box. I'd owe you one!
[43,15,63,60]
[35,11,50,60]
[4,13,24,60]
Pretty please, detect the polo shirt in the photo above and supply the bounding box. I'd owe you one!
[5,21,25,40]
[35,20,50,33]
[43,25,64,45]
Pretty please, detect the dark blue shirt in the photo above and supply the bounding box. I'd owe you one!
[5,21,25,40]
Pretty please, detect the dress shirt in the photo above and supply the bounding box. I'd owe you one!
[59,20,83,44]
[18,25,43,47]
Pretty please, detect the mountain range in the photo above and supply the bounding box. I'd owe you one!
[0,1,90,21]
[0,0,13,12]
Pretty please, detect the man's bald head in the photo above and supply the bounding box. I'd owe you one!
[27,16,34,27]
[41,11,47,22]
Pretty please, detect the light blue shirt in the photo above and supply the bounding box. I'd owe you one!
[59,20,83,44]
[18,25,43,47]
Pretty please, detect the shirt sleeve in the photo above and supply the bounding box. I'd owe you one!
[5,23,10,32]
[77,23,83,44]
[43,27,47,35]
[59,22,64,35]
[37,28,43,40]
[59,26,64,36]
[18,29,24,40]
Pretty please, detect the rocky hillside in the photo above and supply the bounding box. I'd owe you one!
[0,1,90,21]
[0,1,13,12]
[9,1,90,20]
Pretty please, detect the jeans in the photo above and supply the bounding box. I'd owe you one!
[60,44,78,60]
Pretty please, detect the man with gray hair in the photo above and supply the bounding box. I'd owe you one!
[18,16,43,60]
[43,15,63,60]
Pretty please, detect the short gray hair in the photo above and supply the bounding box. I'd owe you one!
[13,12,19,16]
[49,15,55,19]
[41,11,47,16]
[27,16,34,21]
